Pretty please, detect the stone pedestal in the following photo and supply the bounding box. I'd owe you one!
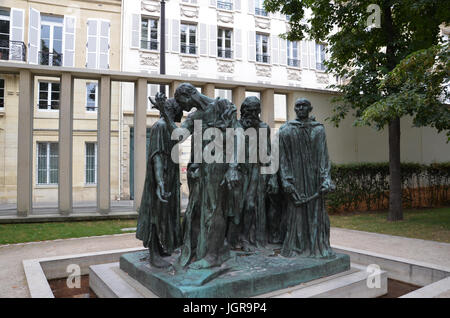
[119,249,350,298]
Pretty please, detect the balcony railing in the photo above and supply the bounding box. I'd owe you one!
[141,40,158,51]
[217,1,233,10]
[218,48,233,59]
[256,54,270,63]
[316,62,326,71]
[255,8,268,17]
[39,51,63,67]
[0,40,26,62]
[181,44,197,55]
[288,58,300,67]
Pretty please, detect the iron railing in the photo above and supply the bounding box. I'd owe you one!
[39,51,63,67]
[141,40,158,51]
[218,48,233,59]
[256,54,270,63]
[288,58,300,67]
[217,1,233,10]
[181,44,197,55]
[255,8,268,16]
[0,40,26,62]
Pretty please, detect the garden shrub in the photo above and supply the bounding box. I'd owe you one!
[327,162,450,213]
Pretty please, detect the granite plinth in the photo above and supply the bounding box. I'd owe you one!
[119,249,350,298]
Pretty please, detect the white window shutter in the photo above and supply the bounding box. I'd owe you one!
[63,16,76,67]
[131,14,140,48]
[10,8,24,61]
[279,38,286,66]
[171,19,179,53]
[301,40,309,68]
[234,28,242,60]
[165,18,170,52]
[247,31,255,62]
[271,35,278,65]
[209,25,217,57]
[86,19,98,68]
[199,23,208,56]
[209,0,216,7]
[28,8,40,64]
[234,0,241,11]
[309,40,316,69]
[248,0,254,14]
[99,20,110,69]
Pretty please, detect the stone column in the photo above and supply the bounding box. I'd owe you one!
[97,76,111,214]
[261,88,275,128]
[232,86,246,118]
[58,73,73,215]
[287,92,296,120]
[169,80,182,98]
[133,78,147,210]
[17,70,34,217]
[202,83,215,98]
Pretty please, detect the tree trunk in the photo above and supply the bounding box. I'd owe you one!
[388,117,403,221]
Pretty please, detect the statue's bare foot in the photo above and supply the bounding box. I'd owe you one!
[188,258,218,270]
[150,256,171,268]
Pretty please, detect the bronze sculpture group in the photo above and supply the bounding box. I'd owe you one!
[136,83,335,271]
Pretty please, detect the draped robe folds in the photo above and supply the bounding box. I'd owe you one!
[237,121,271,248]
[136,119,182,254]
[179,98,239,267]
[278,119,335,259]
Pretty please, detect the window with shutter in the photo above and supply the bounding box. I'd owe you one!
[287,40,299,67]
[271,35,278,65]
[217,28,232,58]
[141,17,158,51]
[301,40,309,68]
[86,19,110,69]
[40,15,63,66]
[28,8,40,64]
[9,8,25,61]
[63,16,75,67]
[181,23,197,55]
[234,28,242,60]
[256,33,270,63]
[315,43,326,71]
[308,40,316,70]
[199,23,207,56]
[208,25,216,57]
[131,14,140,48]
[172,19,180,53]
[247,31,255,62]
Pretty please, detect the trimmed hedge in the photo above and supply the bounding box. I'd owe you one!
[327,162,450,213]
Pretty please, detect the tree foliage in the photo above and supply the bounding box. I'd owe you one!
[264,0,450,131]
[359,43,450,139]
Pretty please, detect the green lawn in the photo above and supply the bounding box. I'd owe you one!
[1,208,449,245]
[330,207,450,243]
[0,219,137,245]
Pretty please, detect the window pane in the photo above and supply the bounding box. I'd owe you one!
[37,143,47,184]
[49,143,58,184]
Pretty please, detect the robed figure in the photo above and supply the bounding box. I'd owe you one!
[153,83,241,270]
[136,98,183,268]
[278,98,335,259]
[227,96,271,250]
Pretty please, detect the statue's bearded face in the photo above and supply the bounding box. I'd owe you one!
[241,105,261,128]
[295,102,312,119]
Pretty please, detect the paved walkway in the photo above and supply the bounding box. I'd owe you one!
[1,228,449,298]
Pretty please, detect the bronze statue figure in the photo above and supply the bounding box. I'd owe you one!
[135,98,184,268]
[277,98,336,258]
